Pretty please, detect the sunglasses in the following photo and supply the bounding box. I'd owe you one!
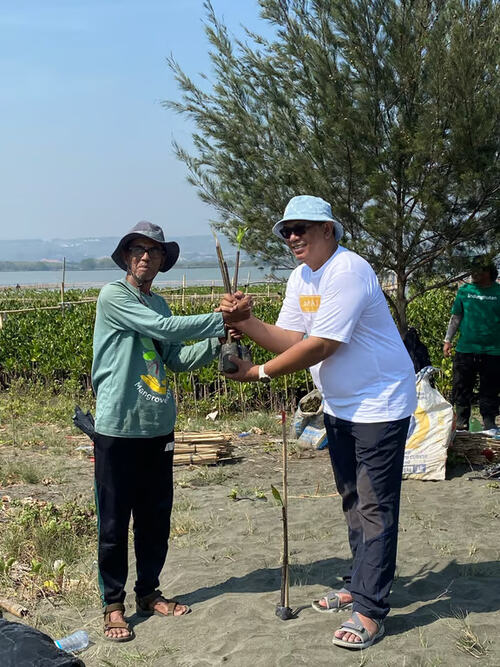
[279,222,318,239]
[128,244,164,258]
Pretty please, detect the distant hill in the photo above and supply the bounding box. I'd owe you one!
[0,235,240,264]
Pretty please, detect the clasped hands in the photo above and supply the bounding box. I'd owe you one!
[216,291,259,381]
[218,290,252,327]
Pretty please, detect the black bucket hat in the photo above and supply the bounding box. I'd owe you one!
[111,221,180,273]
[468,255,498,281]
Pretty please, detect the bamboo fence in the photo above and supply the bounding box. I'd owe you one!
[0,291,283,324]
[451,432,500,465]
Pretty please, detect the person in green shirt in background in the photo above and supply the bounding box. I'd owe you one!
[92,221,251,642]
[443,257,500,434]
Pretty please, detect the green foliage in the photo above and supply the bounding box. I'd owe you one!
[167,0,500,331]
[0,283,458,407]
[235,225,248,248]
[0,556,15,576]
[0,289,95,385]
[271,484,283,506]
[0,288,307,413]
[407,285,456,396]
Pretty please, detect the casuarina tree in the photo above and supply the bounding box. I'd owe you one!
[165,0,500,332]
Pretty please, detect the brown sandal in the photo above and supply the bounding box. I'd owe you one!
[103,602,135,642]
[136,590,191,617]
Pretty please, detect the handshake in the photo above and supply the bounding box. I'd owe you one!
[216,291,254,374]
[217,290,253,329]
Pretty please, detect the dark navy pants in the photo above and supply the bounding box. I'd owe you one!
[452,352,500,425]
[324,414,410,621]
[94,432,174,606]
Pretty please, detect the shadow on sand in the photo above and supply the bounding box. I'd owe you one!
[137,556,500,633]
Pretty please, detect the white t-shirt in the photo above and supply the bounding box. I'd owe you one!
[276,246,417,423]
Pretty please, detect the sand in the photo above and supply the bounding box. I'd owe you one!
[5,436,500,666]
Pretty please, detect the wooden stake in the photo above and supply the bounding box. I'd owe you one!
[60,257,66,312]
[232,249,240,293]
[0,598,29,618]
[281,408,289,609]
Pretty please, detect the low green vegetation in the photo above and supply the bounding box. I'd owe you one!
[0,498,97,604]
[0,284,456,411]
[0,461,44,485]
[170,499,206,539]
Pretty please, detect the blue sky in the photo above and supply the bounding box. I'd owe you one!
[0,1,270,240]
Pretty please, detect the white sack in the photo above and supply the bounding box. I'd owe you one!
[403,367,453,481]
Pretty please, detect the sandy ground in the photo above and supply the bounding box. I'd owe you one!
[3,437,500,666]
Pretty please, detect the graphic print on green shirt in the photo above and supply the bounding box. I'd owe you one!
[451,282,500,355]
[140,336,168,394]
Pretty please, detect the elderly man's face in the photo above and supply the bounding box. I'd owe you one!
[124,238,164,284]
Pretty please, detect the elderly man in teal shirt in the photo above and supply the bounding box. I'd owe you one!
[92,221,250,642]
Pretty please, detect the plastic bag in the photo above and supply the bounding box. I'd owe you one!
[293,389,328,450]
[0,618,84,667]
[403,367,453,480]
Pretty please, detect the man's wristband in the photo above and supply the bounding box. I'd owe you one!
[258,364,271,383]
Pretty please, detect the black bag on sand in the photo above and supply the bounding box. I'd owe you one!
[0,618,85,667]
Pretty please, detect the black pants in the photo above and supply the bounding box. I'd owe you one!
[93,432,174,606]
[324,414,410,621]
[452,352,500,424]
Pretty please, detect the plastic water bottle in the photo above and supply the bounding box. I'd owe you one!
[470,417,482,433]
[54,630,89,653]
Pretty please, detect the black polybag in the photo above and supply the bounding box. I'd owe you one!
[403,327,432,373]
[72,406,95,440]
[0,618,85,667]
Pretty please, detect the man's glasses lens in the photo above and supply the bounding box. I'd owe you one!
[280,223,312,239]
[129,245,163,258]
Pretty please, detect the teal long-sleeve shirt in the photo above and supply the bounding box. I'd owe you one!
[92,279,225,437]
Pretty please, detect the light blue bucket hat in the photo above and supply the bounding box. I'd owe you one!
[272,195,343,241]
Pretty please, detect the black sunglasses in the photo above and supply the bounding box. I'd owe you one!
[279,222,318,239]
[128,244,164,258]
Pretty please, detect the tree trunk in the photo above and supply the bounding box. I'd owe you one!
[394,277,408,336]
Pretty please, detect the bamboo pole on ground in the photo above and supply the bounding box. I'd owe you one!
[281,408,289,610]
[275,407,293,620]
[0,598,29,617]
[175,431,232,442]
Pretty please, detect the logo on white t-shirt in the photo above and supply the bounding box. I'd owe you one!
[299,295,321,312]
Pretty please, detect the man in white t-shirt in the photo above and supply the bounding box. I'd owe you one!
[223,195,417,651]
